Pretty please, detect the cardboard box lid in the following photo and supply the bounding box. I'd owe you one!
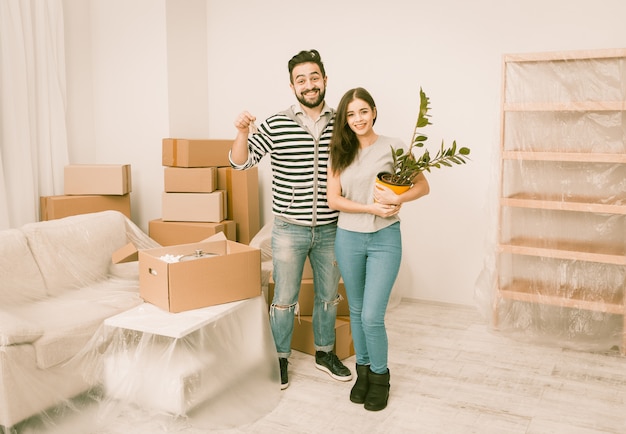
[148,219,236,246]
[112,231,228,264]
[112,242,139,264]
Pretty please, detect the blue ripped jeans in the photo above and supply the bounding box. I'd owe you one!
[270,218,341,358]
[334,222,401,374]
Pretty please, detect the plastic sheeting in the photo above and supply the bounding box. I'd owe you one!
[91,296,279,431]
[0,211,159,432]
[1,211,280,433]
[475,52,626,354]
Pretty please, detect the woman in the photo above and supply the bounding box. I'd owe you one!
[327,87,430,411]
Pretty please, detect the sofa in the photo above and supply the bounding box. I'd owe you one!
[0,210,159,429]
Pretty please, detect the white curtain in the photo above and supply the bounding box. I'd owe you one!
[0,0,68,229]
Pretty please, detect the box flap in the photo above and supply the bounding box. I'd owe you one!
[112,242,139,264]
[200,231,227,242]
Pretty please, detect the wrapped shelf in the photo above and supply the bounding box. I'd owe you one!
[501,194,626,214]
[499,238,626,265]
[491,48,626,353]
[499,279,624,315]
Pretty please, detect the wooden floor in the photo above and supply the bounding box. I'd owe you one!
[214,299,626,434]
[16,299,626,434]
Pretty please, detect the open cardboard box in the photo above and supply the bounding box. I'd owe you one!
[113,234,261,313]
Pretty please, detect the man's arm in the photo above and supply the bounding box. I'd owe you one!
[231,111,256,165]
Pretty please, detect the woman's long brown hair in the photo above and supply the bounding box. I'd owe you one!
[329,87,377,175]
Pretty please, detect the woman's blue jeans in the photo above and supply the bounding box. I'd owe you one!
[335,222,401,374]
[270,218,341,358]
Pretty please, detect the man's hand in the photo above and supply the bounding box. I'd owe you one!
[234,111,257,134]
[231,111,257,165]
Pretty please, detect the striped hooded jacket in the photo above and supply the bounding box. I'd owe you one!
[231,105,339,227]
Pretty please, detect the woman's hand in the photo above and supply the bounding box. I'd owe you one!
[369,201,402,218]
[373,183,401,206]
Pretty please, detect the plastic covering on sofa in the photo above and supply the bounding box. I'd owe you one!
[0,211,159,431]
[2,211,281,433]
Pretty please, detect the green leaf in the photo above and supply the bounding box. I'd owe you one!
[386,87,472,183]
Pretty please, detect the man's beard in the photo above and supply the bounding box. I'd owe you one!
[296,88,326,109]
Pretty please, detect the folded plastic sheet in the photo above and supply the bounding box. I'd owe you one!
[1,211,280,433]
[474,55,626,354]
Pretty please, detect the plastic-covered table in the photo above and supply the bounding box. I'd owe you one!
[99,295,280,429]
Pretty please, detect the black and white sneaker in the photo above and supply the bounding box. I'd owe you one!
[315,351,352,381]
[279,357,289,390]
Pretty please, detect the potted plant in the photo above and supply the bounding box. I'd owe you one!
[376,88,471,194]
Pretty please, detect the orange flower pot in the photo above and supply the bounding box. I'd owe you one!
[375,172,411,195]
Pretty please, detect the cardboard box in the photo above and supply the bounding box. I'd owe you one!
[64,164,132,195]
[162,191,226,223]
[302,258,313,279]
[40,194,131,221]
[217,167,260,244]
[291,316,354,360]
[162,139,232,168]
[138,239,261,313]
[112,242,138,264]
[149,219,236,246]
[268,277,349,316]
[164,167,217,193]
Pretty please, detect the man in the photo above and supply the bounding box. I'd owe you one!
[230,49,351,389]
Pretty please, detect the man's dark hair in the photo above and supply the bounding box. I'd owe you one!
[288,49,326,83]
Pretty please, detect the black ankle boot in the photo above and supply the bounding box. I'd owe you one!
[350,364,369,403]
[364,368,390,411]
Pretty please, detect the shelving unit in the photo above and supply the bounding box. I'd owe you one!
[493,48,626,353]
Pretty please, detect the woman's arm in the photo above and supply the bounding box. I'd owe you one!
[327,169,401,218]
[374,172,430,206]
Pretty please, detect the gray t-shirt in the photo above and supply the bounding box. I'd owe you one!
[334,135,408,233]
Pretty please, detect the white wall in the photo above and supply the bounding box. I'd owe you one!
[64,0,170,227]
[63,0,626,306]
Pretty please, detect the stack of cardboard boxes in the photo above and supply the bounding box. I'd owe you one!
[40,164,132,221]
[149,139,260,246]
[55,141,353,355]
[152,138,354,357]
